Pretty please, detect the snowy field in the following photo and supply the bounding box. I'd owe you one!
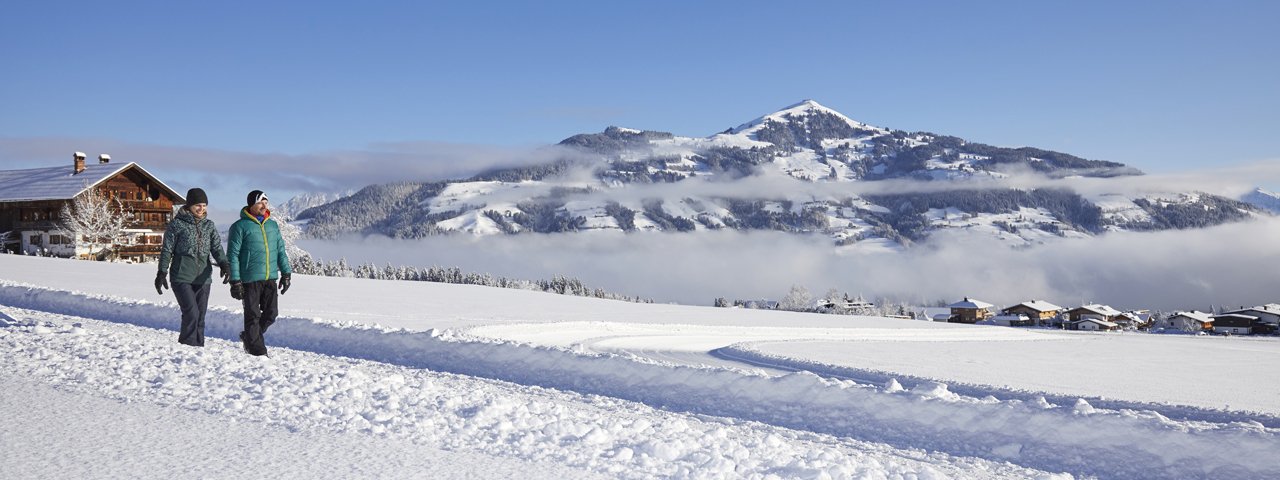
[2,254,1279,479]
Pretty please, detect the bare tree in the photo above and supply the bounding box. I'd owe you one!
[59,188,135,260]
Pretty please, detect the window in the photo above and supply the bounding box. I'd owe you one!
[29,235,42,246]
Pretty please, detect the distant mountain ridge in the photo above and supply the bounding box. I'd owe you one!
[295,100,1262,248]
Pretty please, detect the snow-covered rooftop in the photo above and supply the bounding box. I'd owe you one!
[0,162,184,204]
[1211,313,1259,321]
[1071,304,1123,316]
[1008,300,1063,312]
[1169,311,1214,323]
[948,297,994,309]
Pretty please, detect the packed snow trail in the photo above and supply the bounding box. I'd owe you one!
[0,305,1056,480]
[3,281,1278,479]
[709,345,1280,428]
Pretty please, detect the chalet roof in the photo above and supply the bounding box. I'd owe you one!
[1212,313,1258,321]
[0,162,184,203]
[1223,307,1280,319]
[1169,311,1214,324]
[1006,300,1063,312]
[1116,312,1143,322]
[1069,304,1122,316]
[948,297,993,309]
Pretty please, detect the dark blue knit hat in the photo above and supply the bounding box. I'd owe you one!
[184,188,208,206]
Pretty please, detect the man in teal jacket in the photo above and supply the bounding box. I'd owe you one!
[227,190,292,356]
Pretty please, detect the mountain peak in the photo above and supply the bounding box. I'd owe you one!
[725,100,881,137]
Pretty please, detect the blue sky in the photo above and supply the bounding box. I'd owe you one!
[2,0,1278,212]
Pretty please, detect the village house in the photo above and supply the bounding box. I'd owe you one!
[0,152,184,261]
[1073,317,1120,332]
[1000,300,1063,327]
[815,293,872,311]
[1063,304,1123,330]
[946,297,994,324]
[1221,305,1280,335]
[984,313,1034,327]
[1066,304,1122,322]
[1211,314,1256,335]
[1162,311,1214,333]
[1113,311,1152,330]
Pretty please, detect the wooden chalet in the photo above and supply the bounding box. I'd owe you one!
[1001,300,1064,326]
[0,152,184,261]
[946,297,994,324]
[1222,306,1280,329]
[1210,314,1256,335]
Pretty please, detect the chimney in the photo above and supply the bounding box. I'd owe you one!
[73,152,86,174]
[98,154,111,164]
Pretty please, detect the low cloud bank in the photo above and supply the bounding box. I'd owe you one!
[298,215,1280,311]
[0,136,587,201]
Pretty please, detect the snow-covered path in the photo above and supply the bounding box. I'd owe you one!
[3,255,1279,479]
[0,305,1051,479]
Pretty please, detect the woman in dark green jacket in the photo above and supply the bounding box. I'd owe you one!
[156,188,230,347]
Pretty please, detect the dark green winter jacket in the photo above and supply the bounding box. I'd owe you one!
[158,208,228,285]
[227,207,292,283]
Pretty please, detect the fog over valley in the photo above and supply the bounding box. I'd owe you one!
[298,214,1280,311]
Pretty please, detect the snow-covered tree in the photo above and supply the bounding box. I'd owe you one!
[58,188,135,260]
[821,288,843,311]
[274,215,313,269]
[779,285,813,312]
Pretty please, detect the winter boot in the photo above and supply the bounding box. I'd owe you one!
[238,331,250,354]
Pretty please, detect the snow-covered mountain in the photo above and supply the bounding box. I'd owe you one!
[276,190,353,221]
[1243,187,1280,214]
[295,100,1261,247]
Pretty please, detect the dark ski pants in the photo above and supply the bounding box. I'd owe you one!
[241,280,278,356]
[173,282,211,347]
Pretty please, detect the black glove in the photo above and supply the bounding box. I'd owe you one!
[279,273,291,295]
[230,281,243,300]
[217,262,230,284]
[154,271,169,295]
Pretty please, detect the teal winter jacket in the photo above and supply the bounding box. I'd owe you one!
[227,207,292,283]
[158,209,228,285]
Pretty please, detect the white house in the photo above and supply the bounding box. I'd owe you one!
[1163,311,1213,332]
[1074,318,1119,331]
[985,314,1033,327]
